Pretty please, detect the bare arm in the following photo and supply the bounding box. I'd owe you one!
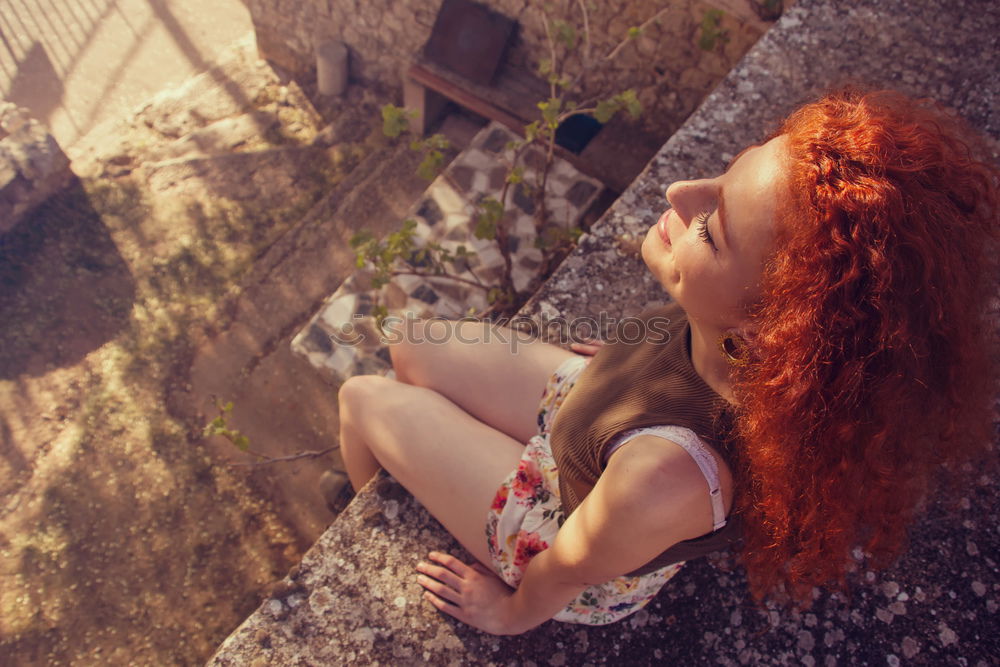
[569,338,605,356]
[418,435,727,634]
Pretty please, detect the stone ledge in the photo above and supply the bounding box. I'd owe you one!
[0,103,73,235]
[212,0,1000,663]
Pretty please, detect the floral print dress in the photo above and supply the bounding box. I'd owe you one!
[484,355,686,625]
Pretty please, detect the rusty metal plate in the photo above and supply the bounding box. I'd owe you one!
[422,0,516,86]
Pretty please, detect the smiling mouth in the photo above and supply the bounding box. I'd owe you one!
[658,212,671,246]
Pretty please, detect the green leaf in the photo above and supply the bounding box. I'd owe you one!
[424,133,451,151]
[373,304,389,330]
[619,89,642,118]
[537,58,552,76]
[473,197,503,240]
[524,121,540,142]
[627,26,642,39]
[234,434,250,451]
[506,166,524,185]
[554,20,577,50]
[474,217,496,240]
[224,401,233,412]
[538,98,563,129]
[480,197,504,222]
[699,9,728,51]
[594,99,618,124]
[381,104,413,138]
[349,230,373,249]
[417,150,444,180]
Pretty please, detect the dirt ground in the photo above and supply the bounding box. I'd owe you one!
[0,48,458,662]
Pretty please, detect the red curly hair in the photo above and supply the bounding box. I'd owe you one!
[732,89,1000,602]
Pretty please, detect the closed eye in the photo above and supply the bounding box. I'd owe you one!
[695,210,717,250]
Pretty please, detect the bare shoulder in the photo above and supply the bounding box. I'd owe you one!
[547,434,734,584]
[601,434,734,536]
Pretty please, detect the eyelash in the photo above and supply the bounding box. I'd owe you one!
[695,210,717,249]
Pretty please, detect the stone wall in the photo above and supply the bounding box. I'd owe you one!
[246,0,772,139]
[0,103,73,235]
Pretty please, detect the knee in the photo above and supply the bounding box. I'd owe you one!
[338,374,386,421]
[388,319,452,384]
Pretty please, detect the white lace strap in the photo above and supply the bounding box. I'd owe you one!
[608,425,727,531]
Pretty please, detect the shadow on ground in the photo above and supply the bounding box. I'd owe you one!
[0,180,135,379]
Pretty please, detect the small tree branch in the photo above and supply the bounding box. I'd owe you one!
[565,0,593,93]
[577,0,592,65]
[604,7,670,62]
[539,11,559,101]
[225,446,339,468]
[392,269,490,290]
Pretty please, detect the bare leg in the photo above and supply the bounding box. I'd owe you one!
[388,319,576,443]
[338,374,528,567]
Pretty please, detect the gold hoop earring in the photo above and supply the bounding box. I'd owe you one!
[717,331,750,366]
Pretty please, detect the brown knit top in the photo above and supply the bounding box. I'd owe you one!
[549,301,742,576]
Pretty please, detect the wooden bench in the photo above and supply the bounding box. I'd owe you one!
[403,57,660,193]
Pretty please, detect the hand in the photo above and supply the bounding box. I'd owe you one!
[570,338,605,356]
[415,551,519,635]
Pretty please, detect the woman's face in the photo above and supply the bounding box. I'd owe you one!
[641,135,790,330]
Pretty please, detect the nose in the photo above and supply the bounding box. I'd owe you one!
[664,179,716,224]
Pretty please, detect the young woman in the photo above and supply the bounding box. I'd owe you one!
[337,89,999,635]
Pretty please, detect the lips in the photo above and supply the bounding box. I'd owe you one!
[657,211,671,246]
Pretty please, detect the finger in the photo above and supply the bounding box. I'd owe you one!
[423,590,466,622]
[427,551,470,575]
[416,574,462,605]
[416,561,464,589]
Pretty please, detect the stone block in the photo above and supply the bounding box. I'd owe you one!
[0,103,73,235]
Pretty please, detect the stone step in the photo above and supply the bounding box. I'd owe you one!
[290,120,605,382]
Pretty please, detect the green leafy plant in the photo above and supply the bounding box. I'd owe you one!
[204,395,337,467]
[350,219,486,327]
[699,8,730,52]
[355,3,674,321]
[381,104,453,181]
[203,397,249,450]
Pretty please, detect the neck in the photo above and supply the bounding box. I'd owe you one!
[688,318,737,405]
